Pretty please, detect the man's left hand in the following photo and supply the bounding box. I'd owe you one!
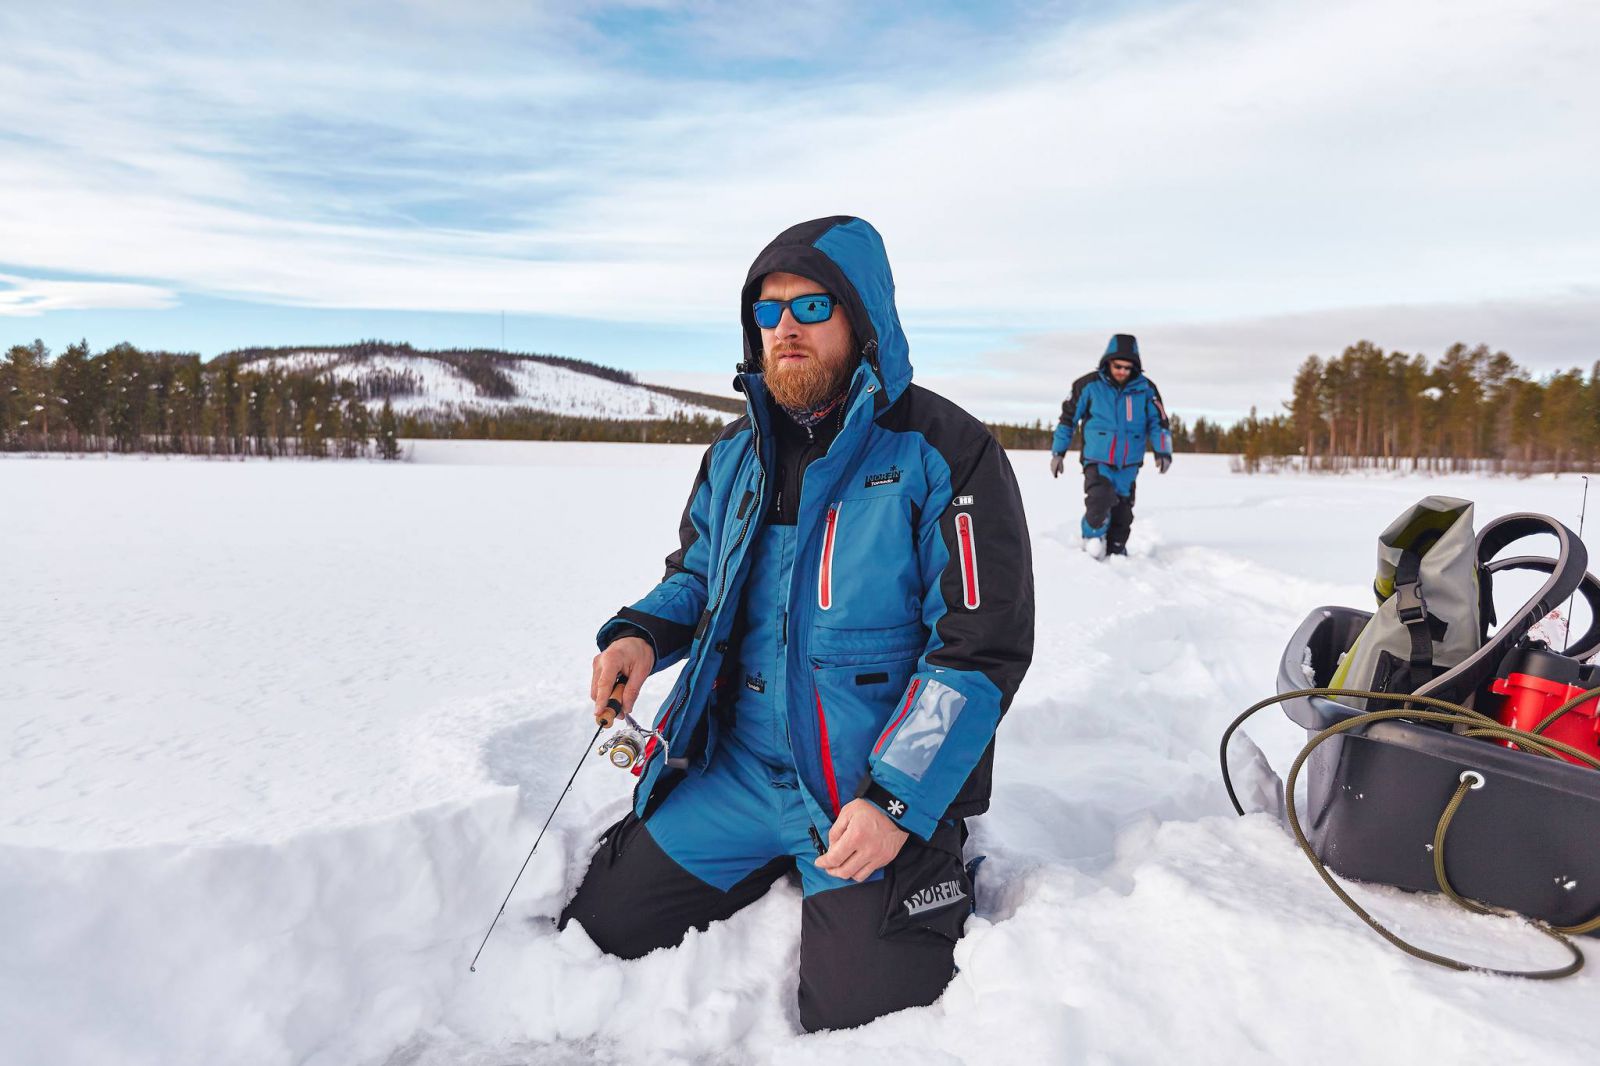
[815,799,909,882]
[1156,453,1172,474]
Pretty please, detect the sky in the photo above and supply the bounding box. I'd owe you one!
[2,0,1598,423]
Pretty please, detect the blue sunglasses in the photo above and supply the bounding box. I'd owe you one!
[751,293,835,329]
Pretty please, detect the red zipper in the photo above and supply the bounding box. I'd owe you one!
[813,679,841,815]
[818,502,840,610]
[956,512,980,608]
[875,678,922,755]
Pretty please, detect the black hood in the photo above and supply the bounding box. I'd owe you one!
[738,215,912,406]
[1098,333,1143,380]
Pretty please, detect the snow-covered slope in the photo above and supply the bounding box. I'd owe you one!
[2,448,1596,1066]
[237,348,733,422]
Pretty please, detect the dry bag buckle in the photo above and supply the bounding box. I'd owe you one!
[1395,581,1427,624]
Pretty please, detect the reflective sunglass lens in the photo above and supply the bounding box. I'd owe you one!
[792,295,832,324]
[751,293,833,328]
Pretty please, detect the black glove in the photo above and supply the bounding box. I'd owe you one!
[1049,453,1065,479]
[1156,453,1172,474]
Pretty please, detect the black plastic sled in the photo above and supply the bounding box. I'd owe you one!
[1277,605,1600,931]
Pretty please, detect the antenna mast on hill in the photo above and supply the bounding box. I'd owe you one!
[500,310,506,352]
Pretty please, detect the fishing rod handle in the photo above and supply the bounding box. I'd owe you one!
[595,673,628,728]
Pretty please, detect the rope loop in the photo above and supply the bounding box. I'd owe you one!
[1220,685,1600,979]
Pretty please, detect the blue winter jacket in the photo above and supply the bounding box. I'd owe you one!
[1051,345,1173,466]
[597,216,1035,842]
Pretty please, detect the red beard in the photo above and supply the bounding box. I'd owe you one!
[766,347,854,411]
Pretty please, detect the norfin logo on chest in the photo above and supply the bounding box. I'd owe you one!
[864,466,901,488]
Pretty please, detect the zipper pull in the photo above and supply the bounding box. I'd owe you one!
[781,611,788,646]
[809,825,827,857]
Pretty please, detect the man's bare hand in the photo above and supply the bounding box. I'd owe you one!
[814,799,909,882]
[591,636,655,723]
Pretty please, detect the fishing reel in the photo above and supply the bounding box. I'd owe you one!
[596,716,666,770]
[594,674,669,771]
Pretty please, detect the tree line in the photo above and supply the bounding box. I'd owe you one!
[9,337,1593,469]
[2,340,401,459]
[1,337,1061,457]
[1033,340,1599,473]
[1192,341,1600,473]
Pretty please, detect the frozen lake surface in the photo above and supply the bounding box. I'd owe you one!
[2,443,1595,1065]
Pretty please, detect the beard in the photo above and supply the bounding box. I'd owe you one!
[765,346,855,411]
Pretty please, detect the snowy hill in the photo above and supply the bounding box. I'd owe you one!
[228,344,738,423]
[3,449,1598,1065]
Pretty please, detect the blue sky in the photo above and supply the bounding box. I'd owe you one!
[3,0,1598,421]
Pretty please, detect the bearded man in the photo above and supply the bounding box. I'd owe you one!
[560,216,1034,1031]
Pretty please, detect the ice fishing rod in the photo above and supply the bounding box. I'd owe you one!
[468,674,638,973]
[1564,475,1590,657]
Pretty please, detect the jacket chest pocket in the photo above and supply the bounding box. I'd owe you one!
[816,492,920,629]
[1083,426,1114,464]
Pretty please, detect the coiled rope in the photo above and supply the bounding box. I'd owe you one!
[1221,684,1600,979]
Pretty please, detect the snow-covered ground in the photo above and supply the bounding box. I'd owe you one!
[241,350,731,421]
[2,446,1596,1066]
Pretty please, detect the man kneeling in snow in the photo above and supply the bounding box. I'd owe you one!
[560,216,1034,1031]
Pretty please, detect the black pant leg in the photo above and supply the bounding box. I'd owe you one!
[1107,478,1137,553]
[1082,465,1116,534]
[796,822,969,1032]
[559,814,790,960]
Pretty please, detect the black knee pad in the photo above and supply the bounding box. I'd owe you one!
[797,821,969,1032]
[560,814,788,960]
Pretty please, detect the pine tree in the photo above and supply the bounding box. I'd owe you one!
[378,399,401,460]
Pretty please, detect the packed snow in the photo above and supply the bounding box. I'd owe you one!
[239,350,731,422]
[2,446,1597,1066]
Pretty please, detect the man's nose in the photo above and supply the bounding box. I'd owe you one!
[775,307,803,337]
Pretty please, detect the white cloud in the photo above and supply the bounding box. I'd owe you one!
[916,291,1600,425]
[0,0,1596,344]
[654,289,1600,426]
[0,274,178,316]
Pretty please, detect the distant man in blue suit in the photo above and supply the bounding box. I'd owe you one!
[1049,334,1172,558]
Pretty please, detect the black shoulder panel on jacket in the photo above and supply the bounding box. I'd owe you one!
[1144,378,1171,429]
[875,383,992,459]
[1065,371,1097,427]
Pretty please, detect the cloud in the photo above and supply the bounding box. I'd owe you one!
[0,274,178,316]
[652,289,1600,426]
[0,0,1596,342]
[916,291,1600,425]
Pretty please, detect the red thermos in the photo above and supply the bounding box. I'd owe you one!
[1491,645,1600,767]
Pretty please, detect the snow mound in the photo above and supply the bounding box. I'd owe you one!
[237,348,731,422]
